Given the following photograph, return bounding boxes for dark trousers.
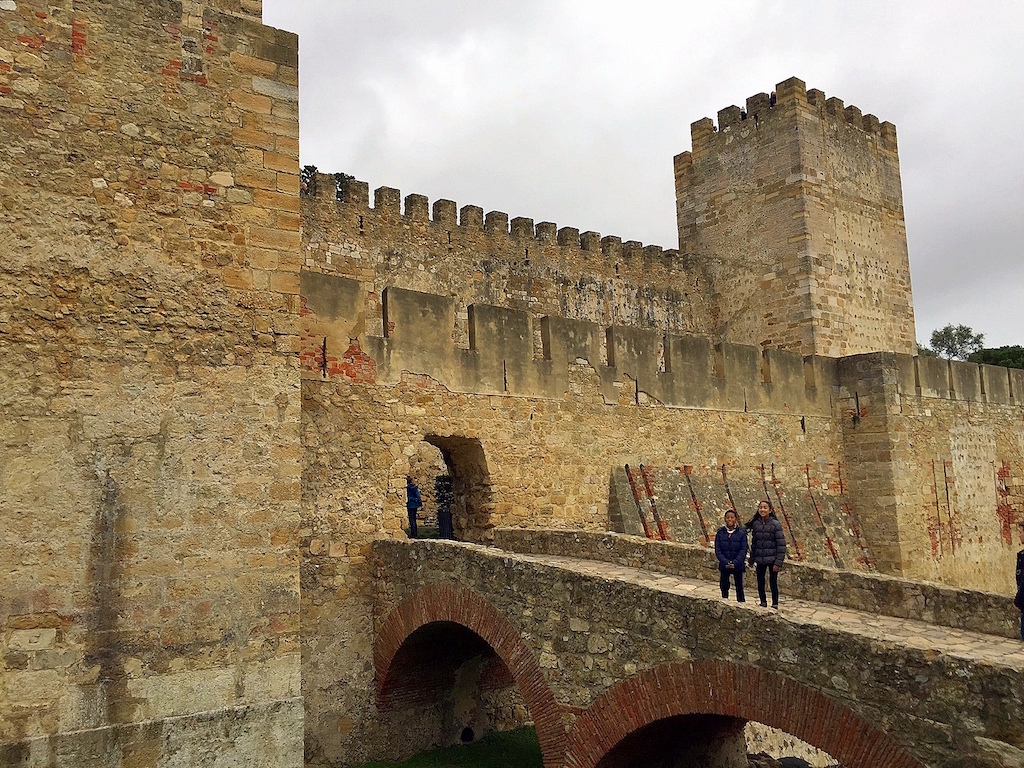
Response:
[719,569,745,602]
[407,507,418,538]
[1020,612,1023,641]
[756,563,779,606]
[438,509,453,539]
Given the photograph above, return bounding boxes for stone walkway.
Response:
[507,550,1024,670]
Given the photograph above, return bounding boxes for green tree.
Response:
[929,324,984,361]
[968,345,1024,369]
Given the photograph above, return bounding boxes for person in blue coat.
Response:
[715,509,747,602]
[405,476,422,538]
[747,499,787,609]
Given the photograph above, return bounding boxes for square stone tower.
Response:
[674,77,916,357]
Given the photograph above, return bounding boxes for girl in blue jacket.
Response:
[715,509,748,602]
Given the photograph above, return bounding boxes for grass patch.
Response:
[355,726,542,768]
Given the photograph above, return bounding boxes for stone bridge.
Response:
[370,532,1024,768]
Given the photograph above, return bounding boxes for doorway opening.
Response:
[406,435,493,543]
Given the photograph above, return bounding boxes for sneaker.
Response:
[771,604,779,610]
[759,601,768,608]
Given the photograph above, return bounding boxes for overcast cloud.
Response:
[264,1,1024,347]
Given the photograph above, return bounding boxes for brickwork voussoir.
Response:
[562,660,926,768]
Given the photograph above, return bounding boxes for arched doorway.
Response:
[374,584,563,767]
[419,435,493,543]
[377,621,529,749]
[406,441,449,538]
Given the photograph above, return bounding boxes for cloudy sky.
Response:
[263,1,1023,348]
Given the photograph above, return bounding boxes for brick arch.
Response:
[562,661,927,768]
[374,583,564,768]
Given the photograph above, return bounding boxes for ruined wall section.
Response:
[300,173,713,348]
[0,2,302,764]
[675,77,916,358]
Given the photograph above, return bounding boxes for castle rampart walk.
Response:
[372,537,1024,768]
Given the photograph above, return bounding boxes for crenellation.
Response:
[745,91,772,117]
[459,203,483,229]
[623,240,643,260]
[825,96,845,115]
[916,355,952,398]
[510,215,534,239]
[643,244,664,263]
[601,234,623,257]
[880,120,898,151]
[581,230,601,251]
[432,198,457,226]
[689,116,716,151]
[536,221,557,242]
[374,185,401,214]
[775,76,807,105]
[1010,368,1024,403]
[862,113,881,134]
[980,364,1011,403]
[300,274,837,414]
[949,359,982,402]
[404,192,429,220]
[341,175,369,206]
[718,104,743,129]
[485,210,509,233]
[557,226,580,246]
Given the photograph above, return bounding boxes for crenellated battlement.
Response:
[896,355,1024,405]
[677,77,897,171]
[302,171,681,266]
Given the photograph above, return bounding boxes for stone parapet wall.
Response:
[492,529,1022,639]
[300,271,837,415]
[372,539,1022,768]
[835,353,1024,591]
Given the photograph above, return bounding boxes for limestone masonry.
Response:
[1,2,1022,768]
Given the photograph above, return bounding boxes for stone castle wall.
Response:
[2,4,1023,766]
[848,354,1024,590]
[0,1,302,764]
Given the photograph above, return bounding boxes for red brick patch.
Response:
[561,661,926,768]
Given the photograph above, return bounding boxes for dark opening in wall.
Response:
[423,435,494,543]
[378,621,524,751]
